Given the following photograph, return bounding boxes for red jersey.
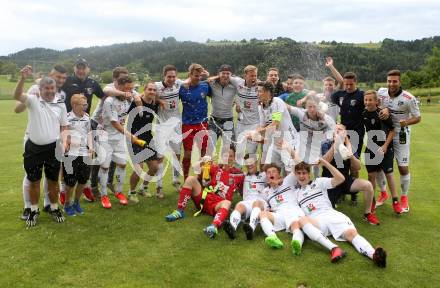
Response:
[208,164,244,201]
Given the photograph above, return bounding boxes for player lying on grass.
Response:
[165,146,244,239]
[222,154,267,240]
[259,163,347,261]
[294,161,387,267]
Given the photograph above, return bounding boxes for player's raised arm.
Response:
[325,57,344,89]
[13,65,33,103]
[319,158,345,187]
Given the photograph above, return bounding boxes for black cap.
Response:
[218,64,233,73]
[75,58,88,67]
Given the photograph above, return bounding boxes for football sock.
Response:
[43,177,50,207]
[302,223,337,251]
[98,168,109,196]
[177,187,192,210]
[400,173,410,196]
[249,206,261,231]
[157,162,164,188]
[213,207,229,228]
[115,166,126,193]
[230,210,242,230]
[377,171,387,192]
[292,228,304,246]
[260,217,276,237]
[352,234,375,259]
[23,175,31,209]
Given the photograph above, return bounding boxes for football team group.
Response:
[12,56,421,268]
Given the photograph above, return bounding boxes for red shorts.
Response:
[192,192,225,216]
[182,122,209,152]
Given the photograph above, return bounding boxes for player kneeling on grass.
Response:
[165,147,244,239]
[294,160,387,267]
[362,90,402,214]
[62,94,93,216]
[223,155,267,240]
[99,76,146,208]
[259,163,345,260]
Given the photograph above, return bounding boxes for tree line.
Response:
[1,36,440,87]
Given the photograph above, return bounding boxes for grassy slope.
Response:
[0,101,439,288]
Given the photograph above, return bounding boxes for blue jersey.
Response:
[179,82,211,124]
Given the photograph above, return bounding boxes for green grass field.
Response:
[0,100,440,287]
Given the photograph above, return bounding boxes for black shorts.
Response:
[23,140,61,182]
[327,176,356,207]
[62,156,91,187]
[208,117,235,140]
[365,146,394,174]
[129,135,158,163]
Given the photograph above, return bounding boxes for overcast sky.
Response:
[1,0,439,56]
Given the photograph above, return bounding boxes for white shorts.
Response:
[311,210,356,241]
[262,130,297,171]
[393,129,410,166]
[102,139,127,167]
[235,122,259,160]
[237,199,268,219]
[272,207,305,233]
[155,119,182,157]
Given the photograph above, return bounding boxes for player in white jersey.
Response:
[286,93,335,166]
[222,155,267,240]
[62,94,93,216]
[376,70,421,212]
[88,67,137,200]
[14,65,68,220]
[294,160,387,267]
[153,65,183,194]
[229,65,261,162]
[259,164,345,258]
[251,82,299,172]
[99,76,146,209]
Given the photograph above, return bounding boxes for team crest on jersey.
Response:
[398,100,404,106]
[339,97,344,106]
[86,88,93,95]
[350,99,357,106]
[371,118,376,125]
[307,203,317,213]
[228,177,234,186]
[201,92,206,98]
[275,194,285,203]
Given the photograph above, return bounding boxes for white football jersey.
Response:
[66,112,91,156]
[155,79,183,121]
[242,172,267,201]
[230,77,260,125]
[295,177,334,216]
[264,174,299,211]
[102,97,131,142]
[377,88,421,130]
